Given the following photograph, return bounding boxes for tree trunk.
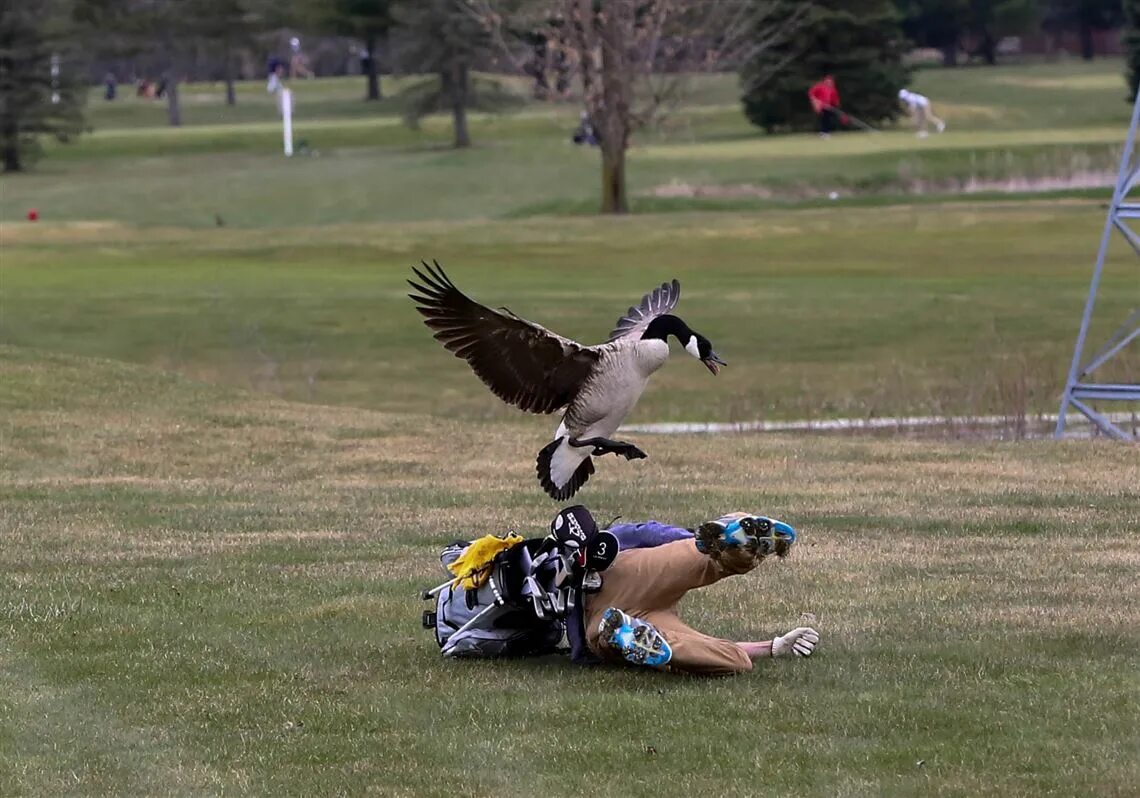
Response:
[1079,20,1095,61]
[2,138,20,172]
[1,111,18,170]
[224,43,236,106]
[364,33,381,101]
[941,43,957,67]
[166,75,181,126]
[449,63,470,148]
[162,29,182,126]
[597,7,631,214]
[600,144,628,214]
[979,32,997,66]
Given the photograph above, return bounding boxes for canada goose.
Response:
[408,261,725,500]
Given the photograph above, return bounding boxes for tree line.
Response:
[3,0,1139,214]
[901,0,1126,65]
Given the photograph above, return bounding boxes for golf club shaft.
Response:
[822,104,879,133]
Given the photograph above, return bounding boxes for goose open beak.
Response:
[702,352,726,375]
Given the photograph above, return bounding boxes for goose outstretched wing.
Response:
[606,279,681,342]
[408,261,599,414]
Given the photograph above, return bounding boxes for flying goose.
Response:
[408,261,725,500]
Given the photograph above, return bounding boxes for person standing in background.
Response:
[808,75,842,138]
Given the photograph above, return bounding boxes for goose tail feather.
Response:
[536,437,594,501]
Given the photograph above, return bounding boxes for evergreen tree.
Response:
[0,0,86,172]
[896,0,966,66]
[1125,0,1140,100]
[77,0,199,127]
[194,0,258,106]
[895,1,1038,66]
[1043,1,1125,61]
[301,0,393,101]
[965,0,1039,64]
[392,0,499,148]
[741,0,910,133]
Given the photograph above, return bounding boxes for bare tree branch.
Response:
[466,0,807,213]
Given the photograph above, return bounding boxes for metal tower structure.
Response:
[1055,94,1140,441]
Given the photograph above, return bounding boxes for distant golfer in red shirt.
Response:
[808,75,842,137]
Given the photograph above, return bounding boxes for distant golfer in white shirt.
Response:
[898,88,946,137]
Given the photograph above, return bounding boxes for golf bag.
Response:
[422,506,619,659]
[423,539,564,658]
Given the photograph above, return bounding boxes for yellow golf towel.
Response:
[447,533,524,590]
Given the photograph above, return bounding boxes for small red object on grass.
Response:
[27,208,39,222]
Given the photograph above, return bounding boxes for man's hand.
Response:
[771,627,819,658]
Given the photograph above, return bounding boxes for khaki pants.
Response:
[584,540,757,676]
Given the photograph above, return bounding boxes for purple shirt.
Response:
[607,520,694,550]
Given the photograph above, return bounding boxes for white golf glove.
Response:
[771,627,819,658]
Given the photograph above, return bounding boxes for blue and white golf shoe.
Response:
[694,514,797,558]
[598,607,672,668]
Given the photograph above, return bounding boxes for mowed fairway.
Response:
[2,202,1137,421]
[0,60,1132,226]
[2,57,1139,797]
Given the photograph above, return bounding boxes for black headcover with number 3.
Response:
[586,531,619,571]
[549,505,619,572]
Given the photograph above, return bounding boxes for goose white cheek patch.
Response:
[685,336,701,359]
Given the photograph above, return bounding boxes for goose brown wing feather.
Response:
[408,261,599,414]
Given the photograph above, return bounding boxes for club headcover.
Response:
[549,505,598,550]
[585,530,619,572]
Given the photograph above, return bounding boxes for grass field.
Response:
[0,60,1132,225]
[1,57,1138,797]
[2,202,1137,421]
[2,347,1138,796]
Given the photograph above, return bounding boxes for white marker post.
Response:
[50,53,60,104]
[281,87,294,157]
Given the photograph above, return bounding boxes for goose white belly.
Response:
[541,339,670,497]
[562,338,670,438]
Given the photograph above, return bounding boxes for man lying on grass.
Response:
[588,513,819,674]
[424,507,820,676]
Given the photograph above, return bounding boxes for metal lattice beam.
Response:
[1055,95,1140,441]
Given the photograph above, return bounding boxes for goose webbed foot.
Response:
[569,436,647,460]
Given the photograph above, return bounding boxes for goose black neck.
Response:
[642,314,691,342]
